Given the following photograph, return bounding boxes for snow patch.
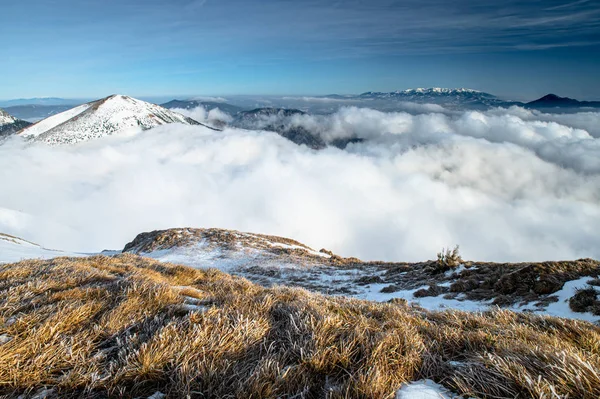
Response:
[396,379,461,399]
[358,283,490,312]
[520,277,598,322]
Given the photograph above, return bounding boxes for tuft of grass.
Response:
[413,284,447,298]
[0,255,599,398]
[570,287,600,315]
[588,278,600,287]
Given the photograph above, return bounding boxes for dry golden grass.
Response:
[1,255,599,398]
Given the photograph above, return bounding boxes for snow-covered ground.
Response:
[129,233,599,324]
[0,233,81,264]
[357,283,491,312]
[511,276,599,322]
[396,379,463,399]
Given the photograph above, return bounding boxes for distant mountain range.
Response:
[3,104,78,122]
[350,88,600,110]
[2,89,598,147]
[357,88,506,107]
[19,95,205,145]
[0,97,80,107]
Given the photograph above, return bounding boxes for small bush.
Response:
[436,245,463,272]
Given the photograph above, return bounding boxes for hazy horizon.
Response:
[1,89,596,106]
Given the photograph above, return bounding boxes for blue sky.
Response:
[2,0,599,100]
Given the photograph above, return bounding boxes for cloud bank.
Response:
[172,106,233,125]
[0,106,599,262]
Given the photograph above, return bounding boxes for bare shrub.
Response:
[436,245,463,273]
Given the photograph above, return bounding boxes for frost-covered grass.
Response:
[1,255,599,398]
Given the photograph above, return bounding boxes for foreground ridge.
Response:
[122,228,600,322]
[0,255,599,398]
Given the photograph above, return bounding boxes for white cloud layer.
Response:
[0,106,599,262]
[172,106,233,125]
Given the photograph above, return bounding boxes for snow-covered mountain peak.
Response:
[0,108,18,125]
[19,94,202,145]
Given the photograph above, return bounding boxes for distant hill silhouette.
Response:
[526,94,600,108]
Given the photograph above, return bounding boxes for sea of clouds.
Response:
[1,105,599,262]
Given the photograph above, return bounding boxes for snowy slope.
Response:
[19,103,91,138]
[0,108,31,137]
[19,95,201,145]
[0,233,80,264]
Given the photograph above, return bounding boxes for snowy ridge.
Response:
[19,95,201,145]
